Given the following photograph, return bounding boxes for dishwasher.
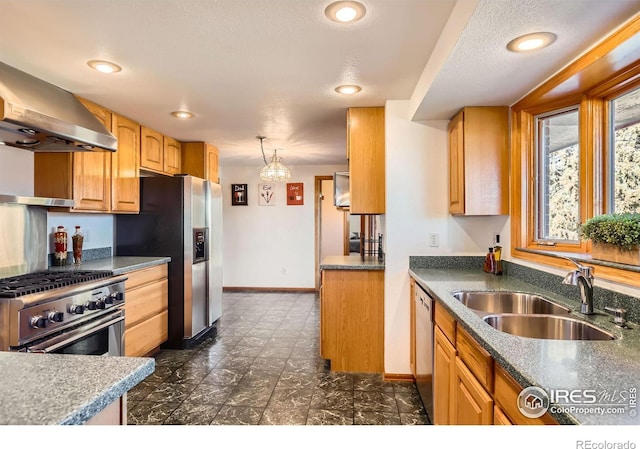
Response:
[414,283,434,422]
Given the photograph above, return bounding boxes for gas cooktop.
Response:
[0,270,114,298]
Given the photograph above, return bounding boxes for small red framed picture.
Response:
[287,183,303,205]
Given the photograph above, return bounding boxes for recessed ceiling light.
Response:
[87,60,122,73]
[335,85,362,95]
[507,32,557,52]
[171,110,194,119]
[325,1,366,23]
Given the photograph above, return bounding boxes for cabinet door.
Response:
[140,126,164,172]
[409,278,416,377]
[206,143,219,183]
[448,110,465,214]
[163,136,182,175]
[72,98,112,212]
[451,357,493,425]
[111,114,140,213]
[434,326,457,424]
[348,107,385,214]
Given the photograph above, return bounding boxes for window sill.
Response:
[514,247,640,288]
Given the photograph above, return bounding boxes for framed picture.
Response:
[259,183,275,206]
[231,184,248,206]
[287,182,303,205]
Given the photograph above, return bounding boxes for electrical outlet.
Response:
[429,233,439,247]
[282,266,286,275]
[494,233,501,245]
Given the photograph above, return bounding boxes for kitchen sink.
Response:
[451,291,572,315]
[483,314,616,341]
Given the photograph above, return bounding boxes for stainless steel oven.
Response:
[23,307,124,355]
[0,272,127,356]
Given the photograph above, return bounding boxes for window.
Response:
[609,87,640,214]
[535,108,581,242]
[510,15,640,286]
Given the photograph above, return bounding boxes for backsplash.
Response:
[409,256,640,324]
[48,247,112,267]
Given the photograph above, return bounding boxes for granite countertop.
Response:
[409,267,640,425]
[320,255,385,270]
[51,256,171,275]
[0,352,154,425]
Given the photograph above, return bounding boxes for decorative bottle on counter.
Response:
[54,226,68,266]
[483,247,495,274]
[72,226,84,265]
[493,245,503,275]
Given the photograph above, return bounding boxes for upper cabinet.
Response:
[347,107,385,214]
[448,106,509,216]
[111,113,141,213]
[181,142,220,183]
[140,127,182,176]
[163,136,182,175]
[34,98,140,213]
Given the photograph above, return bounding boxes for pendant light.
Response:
[258,136,291,182]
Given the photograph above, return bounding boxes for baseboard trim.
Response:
[223,286,317,293]
[383,373,415,382]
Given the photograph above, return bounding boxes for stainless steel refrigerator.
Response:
[115,175,222,349]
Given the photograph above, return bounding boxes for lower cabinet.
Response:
[123,264,169,357]
[320,269,384,372]
[431,299,558,425]
[433,326,456,424]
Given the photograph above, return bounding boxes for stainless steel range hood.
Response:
[0,194,74,208]
[0,61,117,152]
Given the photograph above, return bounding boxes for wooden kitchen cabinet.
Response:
[448,106,509,215]
[111,113,140,213]
[426,294,557,426]
[409,278,416,377]
[451,356,494,425]
[181,141,220,183]
[140,127,182,176]
[123,264,169,357]
[320,269,384,372]
[347,107,385,214]
[163,136,182,175]
[34,98,112,212]
[433,325,456,424]
[140,126,164,173]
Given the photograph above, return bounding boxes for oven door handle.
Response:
[26,311,124,354]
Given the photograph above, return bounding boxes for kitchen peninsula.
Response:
[0,352,153,425]
[320,255,385,373]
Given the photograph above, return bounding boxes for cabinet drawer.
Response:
[494,364,557,425]
[125,265,168,290]
[124,310,168,357]
[456,325,493,392]
[124,279,168,328]
[434,302,456,345]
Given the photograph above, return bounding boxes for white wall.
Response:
[383,100,510,375]
[0,146,34,196]
[220,164,347,289]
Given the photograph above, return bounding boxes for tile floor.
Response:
[127,291,430,425]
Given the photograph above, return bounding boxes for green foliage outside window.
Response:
[579,213,640,249]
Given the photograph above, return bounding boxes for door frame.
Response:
[314,175,334,291]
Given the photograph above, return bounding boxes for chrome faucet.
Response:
[561,257,595,315]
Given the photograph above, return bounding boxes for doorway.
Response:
[314,175,346,290]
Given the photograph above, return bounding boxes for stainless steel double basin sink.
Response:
[451,291,616,341]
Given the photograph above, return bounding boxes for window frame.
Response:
[510,15,640,287]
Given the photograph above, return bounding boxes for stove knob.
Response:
[30,316,47,329]
[110,292,124,302]
[85,300,97,311]
[47,311,64,323]
[104,295,115,305]
[96,299,106,310]
[69,304,85,315]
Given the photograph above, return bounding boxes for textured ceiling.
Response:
[0,0,639,168]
